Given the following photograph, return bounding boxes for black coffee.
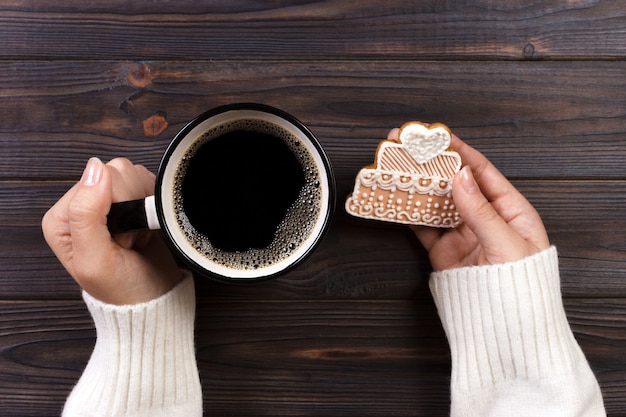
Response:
[182,130,305,252]
[172,119,323,271]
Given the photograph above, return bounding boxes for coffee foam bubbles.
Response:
[172,118,322,272]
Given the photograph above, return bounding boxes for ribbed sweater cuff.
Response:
[429,247,585,389]
[63,272,202,417]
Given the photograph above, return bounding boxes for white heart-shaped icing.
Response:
[399,124,451,164]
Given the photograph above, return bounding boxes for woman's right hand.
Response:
[386,128,551,271]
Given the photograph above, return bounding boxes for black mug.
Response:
[108,103,335,283]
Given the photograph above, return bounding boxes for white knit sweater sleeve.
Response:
[62,272,202,417]
[429,246,606,417]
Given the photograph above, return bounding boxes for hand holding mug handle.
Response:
[42,158,183,305]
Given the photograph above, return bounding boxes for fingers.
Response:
[449,134,550,250]
[66,158,120,280]
[452,166,537,263]
[386,126,550,265]
[448,134,518,210]
[43,158,117,279]
[42,158,157,276]
[388,127,538,226]
[41,157,182,305]
[387,128,399,140]
[389,127,513,207]
[42,183,80,276]
[106,158,156,203]
[105,158,156,249]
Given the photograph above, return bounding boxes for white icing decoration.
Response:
[344,168,462,228]
[358,169,452,196]
[399,124,451,164]
[345,122,462,228]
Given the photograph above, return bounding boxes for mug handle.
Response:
[107,195,161,234]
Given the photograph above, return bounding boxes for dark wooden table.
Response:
[1,1,625,416]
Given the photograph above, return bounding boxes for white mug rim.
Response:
[154,103,335,282]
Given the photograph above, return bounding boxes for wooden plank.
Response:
[0,60,625,180]
[1,193,431,302]
[0,298,622,416]
[0,301,93,416]
[2,1,624,416]
[195,299,450,416]
[564,298,626,416]
[0,1,624,60]
[2,180,625,300]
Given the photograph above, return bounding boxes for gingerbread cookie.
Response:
[345,122,462,228]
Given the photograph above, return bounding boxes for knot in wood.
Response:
[126,63,154,88]
[142,113,168,137]
[523,43,536,59]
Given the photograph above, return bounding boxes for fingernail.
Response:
[81,157,104,186]
[459,166,478,194]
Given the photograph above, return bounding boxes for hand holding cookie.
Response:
[385,128,552,271]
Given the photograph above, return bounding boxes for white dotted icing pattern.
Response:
[172,119,323,272]
[345,122,462,228]
[345,169,461,227]
[358,169,453,196]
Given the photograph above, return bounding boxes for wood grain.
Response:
[0,1,624,60]
[2,180,625,300]
[0,299,623,416]
[0,61,624,180]
[2,1,625,415]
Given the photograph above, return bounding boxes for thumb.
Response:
[452,166,528,264]
[68,158,118,274]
